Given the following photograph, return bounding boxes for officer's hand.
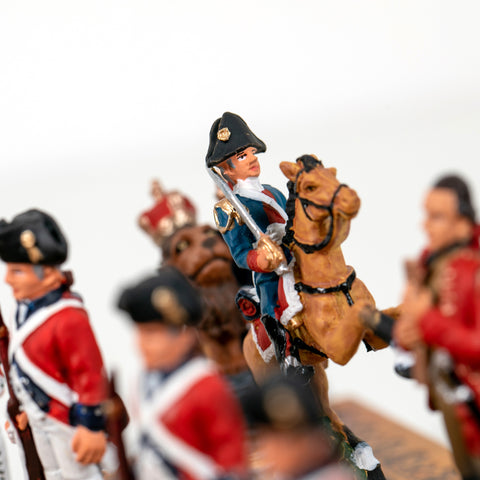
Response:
[71,425,107,465]
[15,411,28,431]
[256,235,286,272]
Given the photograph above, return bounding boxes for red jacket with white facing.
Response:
[10,287,107,429]
[418,244,480,454]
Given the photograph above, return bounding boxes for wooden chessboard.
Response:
[333,400,461,480]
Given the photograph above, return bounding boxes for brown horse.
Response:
[280,155,392,364]
[243,155,398,470]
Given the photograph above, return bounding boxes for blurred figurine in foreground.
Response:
[117,266,247,480]
[365,175,480,479]
[138,178,253,396]
[0,209,117,479]
[242,375,356,480]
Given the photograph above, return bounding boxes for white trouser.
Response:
[12,372,118,480]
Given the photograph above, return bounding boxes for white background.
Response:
[1,0,480,476]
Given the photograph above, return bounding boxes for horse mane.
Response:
[296,154,323,172]
[282,155,323,248]
[283,179,296,247]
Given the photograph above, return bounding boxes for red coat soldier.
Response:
[0,209,117,480]
[394,175,480,479]
[117,265,247,480]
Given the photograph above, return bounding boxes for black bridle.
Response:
[283,162,348,254]
[282,158,357,306]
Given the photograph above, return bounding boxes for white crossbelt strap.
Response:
[9,298,84,406]
[140,357,222,480]
[233,184,288,222]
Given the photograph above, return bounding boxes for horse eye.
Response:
[305,185,317,192]
[175,239,190,254]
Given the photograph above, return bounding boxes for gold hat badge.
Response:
[151,287,188,326]
[217,127,231,142]
[20,230,44,264]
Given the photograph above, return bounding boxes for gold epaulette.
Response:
[213,198,244,234]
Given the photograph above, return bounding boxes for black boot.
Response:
[261,315,314,384]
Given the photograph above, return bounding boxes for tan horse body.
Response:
[243,156,394,431]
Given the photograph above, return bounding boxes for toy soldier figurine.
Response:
[391,175,480,480]
[117,265,248,480]
[0,209,117,480]
[206,112,312,380]
[242,374,356,480]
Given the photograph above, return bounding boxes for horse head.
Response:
[280,155,360,253]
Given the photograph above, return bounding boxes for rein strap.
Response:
[294,270,356,306]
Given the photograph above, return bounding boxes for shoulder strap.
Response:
[141,358,221,479]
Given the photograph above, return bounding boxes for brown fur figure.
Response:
[161,224,251,383]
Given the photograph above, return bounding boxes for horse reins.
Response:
[295,269,356,306]
[283,162,357,305]
[284,164,348,254]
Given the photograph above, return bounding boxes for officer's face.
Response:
[5,263,57,301]
[423,188,472,251]
[221,147,260,182]
[136,323,197,370]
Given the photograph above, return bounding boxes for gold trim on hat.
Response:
[217,127,231,142]
[151,287,188,326]
[20,230,44,264]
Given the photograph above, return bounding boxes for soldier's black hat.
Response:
[241,374,324,431]
[0,209,68,265]
[205,112,266,168]
[117,266,203,327]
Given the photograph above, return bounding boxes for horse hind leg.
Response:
[306,359,386,479]
[306,359,345,435]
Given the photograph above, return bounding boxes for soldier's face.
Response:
[5,263,54,301]
[423,188,472,251]
[136,323,197,370]
[221,147,260,182]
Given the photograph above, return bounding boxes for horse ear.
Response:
[328,167,337,177]
[280,161,300,182]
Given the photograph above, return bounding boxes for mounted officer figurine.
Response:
[206,111,313,381]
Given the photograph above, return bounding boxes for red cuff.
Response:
[247,250,268,273]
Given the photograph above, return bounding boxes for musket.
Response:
[208,167,288,274]
[105,372,134,480]
[0,311,45,480]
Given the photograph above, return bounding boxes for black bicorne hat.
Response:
[0,209,68,265]
[205,112,266,168]
[117,265,203,327]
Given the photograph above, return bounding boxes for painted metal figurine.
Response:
[206,113,396,480]
[242,374,357,480]
[117,265,248,480]
[206,112,312,380]
[391,175,480,480]
[138,180,253,396]
[0,209,117,480]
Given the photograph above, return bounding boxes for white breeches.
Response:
[12,375,117,480]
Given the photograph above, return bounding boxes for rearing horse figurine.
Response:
[241,155,398,478]
[279,154,390,366]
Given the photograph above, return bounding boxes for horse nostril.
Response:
[202,237,217,249]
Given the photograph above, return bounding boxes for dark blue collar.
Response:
[16,286,66,327]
